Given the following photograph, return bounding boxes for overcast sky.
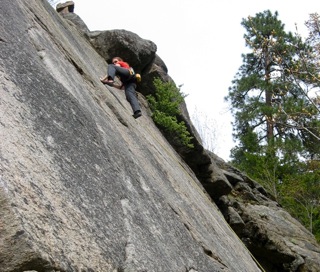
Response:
[55,0,319,161]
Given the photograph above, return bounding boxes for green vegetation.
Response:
[147,78,194,149]
[225,11,320,242]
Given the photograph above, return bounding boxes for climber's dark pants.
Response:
[124,82,140,113]
[107,64,140,114]
[107,64,130,82]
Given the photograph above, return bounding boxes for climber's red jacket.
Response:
[117,61,130,69]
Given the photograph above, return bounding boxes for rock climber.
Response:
[100,57,142,119]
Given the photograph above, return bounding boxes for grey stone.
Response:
[0,0,319,272]
[56,1,74,13]
[0,0,261,271]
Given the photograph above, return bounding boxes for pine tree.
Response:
[226,10,320,241]
[302,13,320,158]
[226,10,319,171]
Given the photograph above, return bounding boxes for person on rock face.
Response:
[100,57,142,119]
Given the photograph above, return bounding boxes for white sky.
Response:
[57,0,319,161]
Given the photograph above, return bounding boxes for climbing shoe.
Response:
[104,80,114,87]
[133,110,142,119]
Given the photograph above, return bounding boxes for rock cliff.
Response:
[0,1,319,272]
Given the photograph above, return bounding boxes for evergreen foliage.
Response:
[226,10,320,242]
[280,160,320,241]
[147,78,194,149]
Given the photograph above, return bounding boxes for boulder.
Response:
[56,1,74,13]
[89,29,157,73]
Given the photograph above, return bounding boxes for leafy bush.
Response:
[147,78,194,149]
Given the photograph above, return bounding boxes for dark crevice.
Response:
[69,57,84,75]
[202,246,228,269]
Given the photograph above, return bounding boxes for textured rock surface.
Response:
[0,1,319,272]
[0,0,260,271]
[213,154,320,272]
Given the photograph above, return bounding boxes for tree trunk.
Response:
[263,43,276,160]
[264,50,274,143]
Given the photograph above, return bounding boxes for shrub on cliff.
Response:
[147,78,194,149]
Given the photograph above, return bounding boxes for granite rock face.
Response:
[0,1,319,272]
